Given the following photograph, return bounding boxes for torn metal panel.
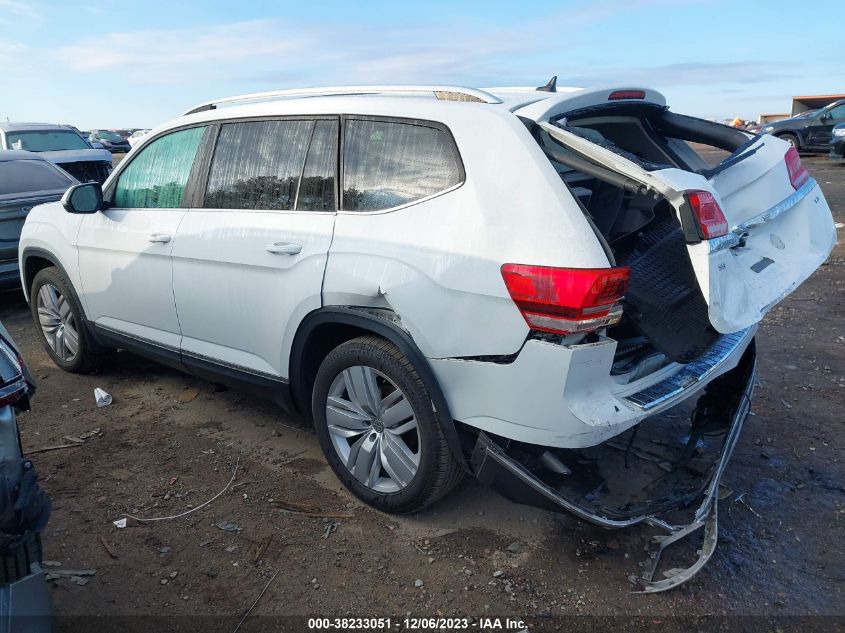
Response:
[471,341,756,591]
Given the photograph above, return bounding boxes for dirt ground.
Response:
[1,153,843,632]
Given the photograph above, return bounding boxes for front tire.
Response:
[311,335,462,513]
[30,267,101,374]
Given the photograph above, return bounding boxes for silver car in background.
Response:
[0,123,112,184]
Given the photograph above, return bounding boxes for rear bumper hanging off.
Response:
[471,340,757,592]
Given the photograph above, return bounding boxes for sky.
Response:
[1,0,843,129]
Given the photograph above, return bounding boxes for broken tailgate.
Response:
[539,122,837,333]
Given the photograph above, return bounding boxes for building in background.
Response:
[791,94,845,116]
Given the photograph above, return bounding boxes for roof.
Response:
[172,84,665,132]
[0,149,48,162]
[0,122,75,132]
[792,93,845,101]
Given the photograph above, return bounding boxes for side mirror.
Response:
[91,142,104,149]
[62,182,103,214]
[820,112,830,121]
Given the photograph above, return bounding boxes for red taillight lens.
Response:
[686,190,728,239]
[0,343,29,408]
[784,147,809,190]
[501,264,629,335]
[0,379,27,408]
[608,90,645,100]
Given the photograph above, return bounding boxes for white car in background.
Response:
[16,81,836,591]
[0,123,112,183]
[127,129,151,148]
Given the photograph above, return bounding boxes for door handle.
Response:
[266,242,302,255]
[148,233,172,244]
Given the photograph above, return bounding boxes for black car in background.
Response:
[830,123,845,163]
[760,99,845,151]
[88,130,131,153]
[0,151,77,289]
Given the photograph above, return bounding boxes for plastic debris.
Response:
[113,518,127,529]
[94,388,112,408]
[216,520,240,532]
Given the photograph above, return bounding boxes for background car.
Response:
[127,129,151,148]
[87,130,131,153]
[830,123,845,163]
[0,123,112,184]
[0,151,77,290]
[759,99,845,150]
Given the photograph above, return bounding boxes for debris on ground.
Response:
[251,535,273,565]
[322,522,339,540]
[27,442,84,455]
[275,500,353,519]
[94,388,112,408]
[178,388,200,403]
[100,536,119,559]
[117,458,240,526]
[414,579,424,588]
[231,570,279,633]
[216,521,241,533]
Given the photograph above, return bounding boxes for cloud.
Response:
[55,20,313,83]
[0,0,39,18]
[49,0,706,86]
[558,61,799,89]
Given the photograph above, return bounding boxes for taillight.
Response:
[0,343,29,408]
[686,190,728,239]
[608,90,645,100]
[501,264,629,335]
[785,147,809,190]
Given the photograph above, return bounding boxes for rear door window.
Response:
[204,120,313,210]
[0,160,73,195]
[342,119,462,211]
[114,126,206,208]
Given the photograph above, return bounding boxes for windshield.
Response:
[96,131,126,141]
[6,129,90,152]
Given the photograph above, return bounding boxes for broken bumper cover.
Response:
[471,340,756,592]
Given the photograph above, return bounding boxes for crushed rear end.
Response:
[468,88,836,591]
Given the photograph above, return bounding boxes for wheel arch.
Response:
[773,129,802,147]
[20,247,75,306]
[290,307,469,471]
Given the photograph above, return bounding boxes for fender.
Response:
[19,247,78,306]
[290,307,469,471]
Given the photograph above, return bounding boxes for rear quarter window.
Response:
[342,119,462,211]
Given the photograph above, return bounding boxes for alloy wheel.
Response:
[325,365,420,493]
[36,284,79,362]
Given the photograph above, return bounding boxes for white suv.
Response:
[18,82,835,587]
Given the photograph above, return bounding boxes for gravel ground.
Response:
[1,153,842,632]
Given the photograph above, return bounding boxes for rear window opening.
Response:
[532,108,739,370]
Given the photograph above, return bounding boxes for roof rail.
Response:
[182,85,503,115]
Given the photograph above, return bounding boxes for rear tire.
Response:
[780,133,800,150]
[311,335,462,514]
[30,267,101,374]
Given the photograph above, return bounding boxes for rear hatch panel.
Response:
[539,122,837,334]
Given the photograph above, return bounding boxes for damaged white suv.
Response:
[19,81,835,590]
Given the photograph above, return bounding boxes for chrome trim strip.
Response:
[94,324,287,383]
[707,232,741,253]
[623,327,752,411]
[708,177,817,254]
[735,177,816,233]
